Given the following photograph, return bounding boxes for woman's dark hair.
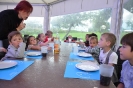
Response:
[25,36,34,50]
[121,32,133,51]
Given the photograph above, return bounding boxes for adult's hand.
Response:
[16,21,26,31]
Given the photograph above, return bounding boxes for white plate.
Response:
[77,52,92,57]
[0,61,17,69]
[26,52,41,56]
[78,47,85,50]
[76,62,99,71]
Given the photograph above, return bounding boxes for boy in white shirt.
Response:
[98,33,118,82]
[2,31,26,60]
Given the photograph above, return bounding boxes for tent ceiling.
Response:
[0,0,66,5]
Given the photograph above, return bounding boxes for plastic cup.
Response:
[73,46,78,55]
[41,46,48,57]
[49,42,54,49]
[100,64,114,86]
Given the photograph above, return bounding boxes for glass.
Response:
[100,64,114,86]
[41,46,48,57]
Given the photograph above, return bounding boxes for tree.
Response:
[88,8,111,33]
[51,13,90,40]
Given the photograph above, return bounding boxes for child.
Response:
[37,33,51,46]
[2,31,26,60]
[98,33,118,82]
[44,30,53,43]
[98,33,118,65]
[85,36,100,60]
[26,36,40,50]
[117,32,133,88]
[64,35,75,43]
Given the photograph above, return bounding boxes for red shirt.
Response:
[44,36,48,43]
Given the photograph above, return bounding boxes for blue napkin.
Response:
[0,60,34,80]
[69,52,94,61]
[25,50,42,59]
[64,61,100,80]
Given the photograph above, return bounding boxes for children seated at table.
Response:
[117,32,133,88]
[98,33,118,83]
[26,35,51,51]
[64,35,75,43]
[2,31,26,60]
[85,36,100,60]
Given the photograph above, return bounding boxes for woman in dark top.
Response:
[0,0,33,59]
[0,0,33,48]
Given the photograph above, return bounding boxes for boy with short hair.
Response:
[85,36,100,60]
[117,32,133,88]
[2,31,26,60]
[98,33,118,82]
[98,33,118,65]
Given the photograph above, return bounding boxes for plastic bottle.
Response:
[54,33,60,54]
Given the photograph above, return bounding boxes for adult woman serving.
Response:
[0,0,33,58]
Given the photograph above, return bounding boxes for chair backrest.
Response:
[116,46,126,79]
[23,35,29,43]
[72,37,77,41]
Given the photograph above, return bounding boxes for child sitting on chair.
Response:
[37,33,51,46]
[98,33,118,83]
[85,36,100,60]
[64,35,75,43]
[117,32,133,88]
[26,36,41,50]
[2,31,26,60]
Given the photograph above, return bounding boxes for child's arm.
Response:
[117,83,124,88]
[86,47,99,55]
[30,45,41,50]
[39,41,50,46]
[0,47,7,52]
[15,42,26,58]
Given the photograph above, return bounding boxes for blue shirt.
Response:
[120,60,133,88]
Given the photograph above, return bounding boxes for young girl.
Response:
[26,36,40,50]
[36,33,51,46]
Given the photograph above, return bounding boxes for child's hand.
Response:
[0,47,7,52]
[47,47,52,50]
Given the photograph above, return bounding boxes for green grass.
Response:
[53,32,102,41]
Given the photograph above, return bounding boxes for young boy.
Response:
[117,32,133,88]
[98,33,118,82]
[85,36,100,60]
[98,33,118,65]
[2,31,26,60]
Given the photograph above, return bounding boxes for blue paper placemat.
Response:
[25,51,42,59]
[69,52,94,61]
[0,60,34,80]
[64,61,100,80]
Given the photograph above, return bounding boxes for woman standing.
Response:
[0,0,33,58]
